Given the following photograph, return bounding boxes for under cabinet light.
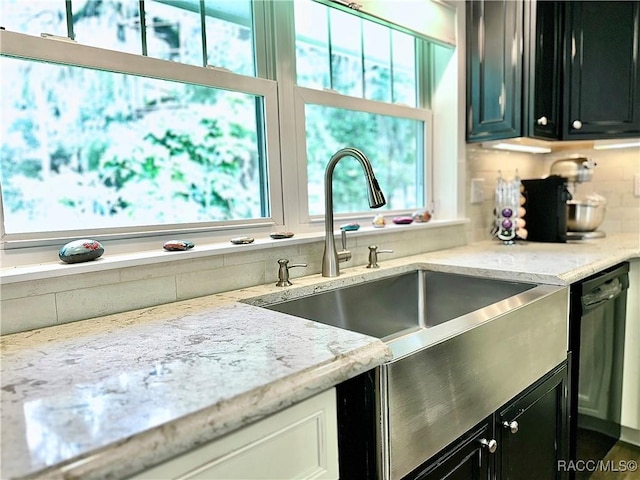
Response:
[593,140,640,150]
[486,143,552,154]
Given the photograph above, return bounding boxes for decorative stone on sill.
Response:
[230,236,255,245]
[340,223,360,232]
[59,239,104,264]
[393,216,414,225]
[270,231,294,239]
[412,210,432,223]
[372,214,386,228]
[163,240,195,251]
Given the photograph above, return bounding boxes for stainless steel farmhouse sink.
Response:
[247,268,569,479]
[262,270,536,340]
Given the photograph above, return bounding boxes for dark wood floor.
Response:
[589,441,640,480]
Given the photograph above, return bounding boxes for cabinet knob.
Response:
[536,116,548,126]
[572,120,583,130]
[503,420,519,434]
[479,438,498,453]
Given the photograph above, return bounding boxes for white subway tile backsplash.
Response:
[1,294,57,335]
[223,245,300,266]
[593,167,626,181]
[119,255,224,282]
[622,221,640,233]
[176,262,266,300]
[1,270,121,300]
[55,276,177,325]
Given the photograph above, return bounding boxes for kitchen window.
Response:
[293,0,432,219]
[0,1,280,244]
[0,0,454,253]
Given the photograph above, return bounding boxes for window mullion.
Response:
[327,7,334,90]
[270,0,300,229]
[416,39,431,109]
[390,30,395,103]
[65,0,74,40]
[199,0,207,67]
[251,0,272,79]
[360,18,366,99]
[139,0,148,56]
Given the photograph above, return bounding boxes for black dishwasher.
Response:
[569,262,629,479]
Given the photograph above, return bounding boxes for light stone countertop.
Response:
[406,232,640,286]
[1,232,638,480]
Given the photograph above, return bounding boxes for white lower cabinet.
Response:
[132,389,338,480]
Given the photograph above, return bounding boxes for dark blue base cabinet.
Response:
[405,363,569,480]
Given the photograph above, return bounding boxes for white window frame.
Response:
[283,0,436,231]
[293,86,434,226]
[0,30,284,249]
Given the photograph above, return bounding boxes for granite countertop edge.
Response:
[19,341,390,480]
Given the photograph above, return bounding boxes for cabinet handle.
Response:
[503,420,519,434]
[479,438,498,453]
[572,120,583,130]
[536,116,548,126]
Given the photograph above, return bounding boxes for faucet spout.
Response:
[322,147,386,277]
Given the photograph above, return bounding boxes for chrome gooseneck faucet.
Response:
[322,147,386,277]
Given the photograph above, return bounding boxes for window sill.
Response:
[0,219,468,284]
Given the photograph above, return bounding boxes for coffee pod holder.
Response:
[493,171,520,245]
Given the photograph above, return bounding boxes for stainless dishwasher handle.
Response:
[582,278,622,309]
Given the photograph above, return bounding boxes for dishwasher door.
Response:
[579,275,625,423]
[570,262,629,474]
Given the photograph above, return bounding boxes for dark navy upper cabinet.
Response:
[468,1,640,142]
[466,0,524,142]
[529,0,563,139]
[560,1,640,139]
[531,1,640,140]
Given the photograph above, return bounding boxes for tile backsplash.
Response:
[1,223,467,335]
[466,145,640,242]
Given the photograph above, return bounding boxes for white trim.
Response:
[296,86,431,121]
[0,31,273,95]
[272,0,305,233]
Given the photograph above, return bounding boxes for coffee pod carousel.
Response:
[493,172,527,244]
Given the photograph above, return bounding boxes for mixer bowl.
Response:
[567,200,605,232]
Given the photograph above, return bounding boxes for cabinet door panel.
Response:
[466,0,523,142]
[498,364,568,480]
[131,389,339,480]
[530,0,563,139]
[564,1,640,139]
[405,417,493,480]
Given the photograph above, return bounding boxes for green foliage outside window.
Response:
[0,57,264,233]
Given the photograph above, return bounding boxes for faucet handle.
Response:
[340,228,348,250]
[366,245,393,269]
[335,228,352,263]
[276,259,307,287]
